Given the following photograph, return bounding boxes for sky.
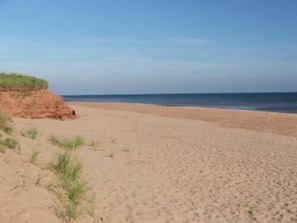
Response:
[0,0,297,95]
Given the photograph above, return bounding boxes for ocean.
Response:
[63,92,297,114]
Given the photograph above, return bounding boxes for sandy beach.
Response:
[1,103,297,223]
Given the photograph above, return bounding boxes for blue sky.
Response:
[0,0,297,94]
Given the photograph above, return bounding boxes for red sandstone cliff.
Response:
[0,89,76,120]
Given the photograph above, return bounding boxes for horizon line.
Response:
[60,91,297,96]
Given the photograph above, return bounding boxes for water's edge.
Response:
[62,93,297,114]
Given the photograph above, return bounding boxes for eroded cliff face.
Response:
[0,89,76,120]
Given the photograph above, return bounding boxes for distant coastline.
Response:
[63,92,297,114]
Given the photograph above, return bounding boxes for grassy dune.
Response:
[0,72,48,91]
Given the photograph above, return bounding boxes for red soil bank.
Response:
[0,89,76,120]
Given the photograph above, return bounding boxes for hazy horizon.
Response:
[1,0,297,95]
[61,91,297,96]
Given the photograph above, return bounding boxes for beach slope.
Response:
[2,103,297,222]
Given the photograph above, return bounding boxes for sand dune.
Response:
[1,103,297,222]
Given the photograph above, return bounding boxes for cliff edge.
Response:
[0,73,76,120]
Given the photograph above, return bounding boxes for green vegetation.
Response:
[29,150,40,163]
[0,137,18,153]
[0,144,6,153]
[0,107,94,220]
[0,112,13,134]
[0,72,48,91]
[51,151,82,179]
[0,136,18,148]
[49,135,84,150]
[0,112,17,153]
[49,151,87,221]
[0,137,18,149]
[21,127,38,139]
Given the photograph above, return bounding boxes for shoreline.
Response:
[63,92,297,114]
[68,102,297,138]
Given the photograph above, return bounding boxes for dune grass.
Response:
[49,151,86,221]
[51,151,82,180]
[0,72,48,91]
[49,135,84,150]
[0,136,18,153]
[0,144,6,153]
[0,112,13,134]
[0,137,18,149]
[29,150,40,163]
[0,112,17,153]
[21,127,38,139]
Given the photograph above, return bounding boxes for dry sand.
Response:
[1,103,297,223]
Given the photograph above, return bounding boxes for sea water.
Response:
[63,92,297,114]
